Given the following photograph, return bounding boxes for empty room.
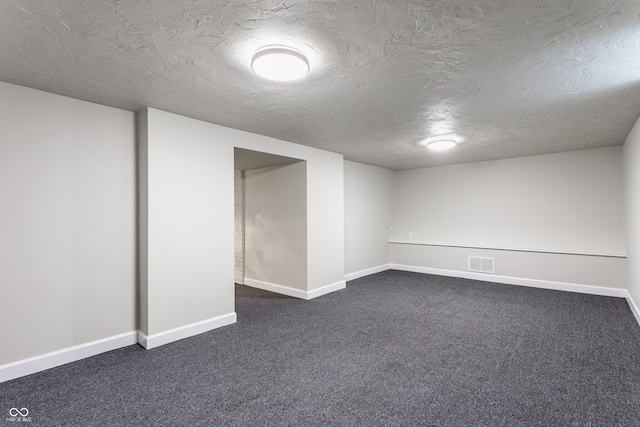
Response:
[2,1,640,425]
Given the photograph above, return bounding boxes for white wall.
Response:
[139,108,344,342]
[1,87,346,369]
[229,128,345,293]
[305,151,345,291]
[0,82,136,365]
[624,116,640,307]
[245,162,307,290]
[138,109,149,336]
[390,244,626,289]
[344,161,394,278]
[394,147,624,253]
[234,170,245,284]
[140,108,235,336]
[1,79,634,373]
[392,147,626,289]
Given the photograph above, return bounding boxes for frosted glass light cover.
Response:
[251,46,310,82]
[426,140,457,151]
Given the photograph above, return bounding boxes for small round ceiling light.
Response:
[426,139,457,151]
[251,46,310,82]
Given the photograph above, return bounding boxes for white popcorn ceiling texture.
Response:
[1,0,640,170]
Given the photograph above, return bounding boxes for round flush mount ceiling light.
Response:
[426,139,457,151]
[251,46,310,82]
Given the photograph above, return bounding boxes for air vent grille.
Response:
[469,256,495,274]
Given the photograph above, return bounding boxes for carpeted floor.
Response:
[2,270,640,426]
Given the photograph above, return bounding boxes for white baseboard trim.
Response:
[138,312,237,350]
[244,278,346,300]
[626,294,640,327]
[0,331,137,383]
[307,280,347,300]
[345,264,391,282]
[389,264,628,298]
[244,278,308,299]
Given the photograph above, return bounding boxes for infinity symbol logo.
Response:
[9,408,28,417]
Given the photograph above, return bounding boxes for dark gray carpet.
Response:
[2,270,640,426]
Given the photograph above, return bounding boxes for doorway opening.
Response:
[234,148,307,306]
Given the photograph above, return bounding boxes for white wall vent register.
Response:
[468,256,495,274]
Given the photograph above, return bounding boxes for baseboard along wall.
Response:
[346,263,627,298]
[344,264,391,282]
[4,266,637,384]
[346,263,640,329]
[0,331,138,384]
[627,294,640,327]
[2,278,347,383]
[0,313,239,383]
[389,263,628,298]
[243,278,346,300]
[138,312,237,350]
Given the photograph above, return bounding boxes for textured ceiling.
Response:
[1,0,640,170]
